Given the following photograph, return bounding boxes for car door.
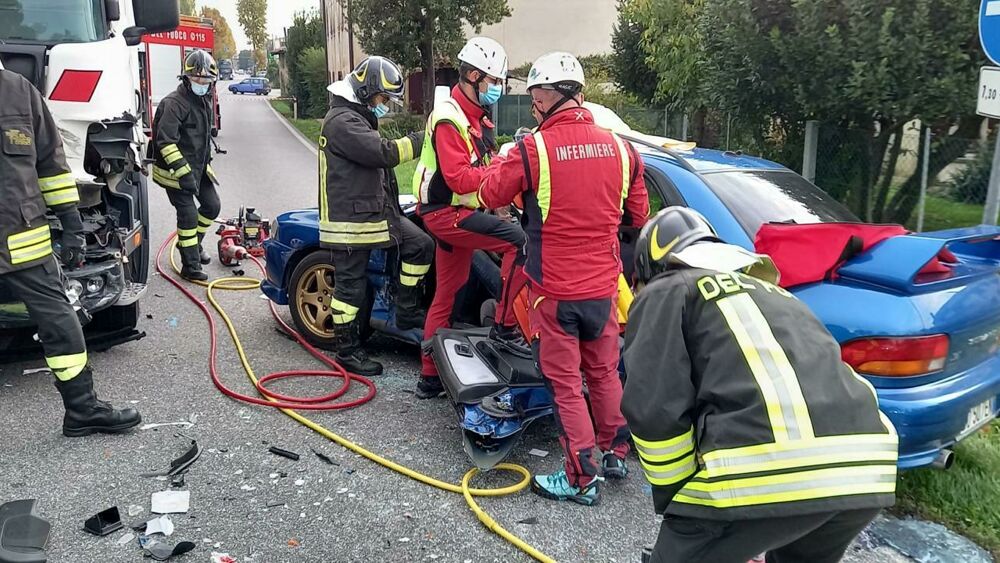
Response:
[619,166,687,281]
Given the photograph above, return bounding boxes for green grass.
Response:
[895,422,1000,558]
[269,99,419,186]
[910,194,986,232]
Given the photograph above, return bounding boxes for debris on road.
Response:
[211,553,238,563]
[266,500,286,508]
[21,368,49,377]
[240,485,256,491]
[287,538,300,547]
[140,422,195,431]
[127,505,144,517]
[142,537,196,561]
[268,446,300,461]
[294,479,305,487]
[311,448,339,465]
[517,517,539,525]
[83,506,124,536]
[151,491,190,514]
[143,515,175,537]
[142,440,202,478]
[116,532,136,546]
[528,449,549,458]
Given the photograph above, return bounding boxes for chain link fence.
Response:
[496,96,992,232]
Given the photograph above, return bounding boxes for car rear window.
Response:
[701,170,859,237]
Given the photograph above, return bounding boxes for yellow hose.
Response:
[168,242,555,562]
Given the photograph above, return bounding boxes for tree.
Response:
[285,11,326,117]
[237,0,269,65]
[610,0,659,105]
[200,7,236,61]
[179,0,197,16]
[298,47,330,118]
[237,49,253,71]
[349,0,511,115]
[624,0,985,223]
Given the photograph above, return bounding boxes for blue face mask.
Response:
[372,103,389,119]
[478,83,503,107]
[191,82,211,96]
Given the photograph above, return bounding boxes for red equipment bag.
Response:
[754,222,954,288]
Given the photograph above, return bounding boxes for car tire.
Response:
[287,251,372,351]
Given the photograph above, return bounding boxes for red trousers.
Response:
[421,207,527,377]
[529,290,630,486]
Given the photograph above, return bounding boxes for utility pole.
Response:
[347,0,355,69]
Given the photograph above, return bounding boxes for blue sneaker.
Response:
[530,469,601,506]
[601,451,628,480]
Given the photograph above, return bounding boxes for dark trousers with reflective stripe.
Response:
[0,257,87,380]
[421,207,527,377]
[529,292,629,486]
[650,508,880,563]
[331,217,433,325]
[165,176,221,260]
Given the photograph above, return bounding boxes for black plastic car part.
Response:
[83,506,123,537]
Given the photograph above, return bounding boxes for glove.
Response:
[456,192,481,209]
[180,175,199,195]
[56,210,86,269]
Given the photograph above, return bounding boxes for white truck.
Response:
[0,0,178,352]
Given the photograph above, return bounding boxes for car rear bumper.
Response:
[878,353,1000,469]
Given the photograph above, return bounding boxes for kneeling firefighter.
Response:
[623,207,899,563]
[0,59,141,436]
[319,56,432,376]
[151,50,222,282]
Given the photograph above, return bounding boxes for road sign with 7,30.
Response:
[978,67,1000,119]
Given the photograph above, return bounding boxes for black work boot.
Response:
[335,320,383,376]
[179,245,208,282]
[54,367,142,437]
[198,245,212,265]
[490,323,532,359]
[395,284,426,331]
[415,376,446,399]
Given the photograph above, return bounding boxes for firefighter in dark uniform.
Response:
[319,56,432,376]
[623,207,899,563]
[151,50,221,282]
[0,59,141,436]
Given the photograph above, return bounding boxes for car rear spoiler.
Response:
[838,225,1000,292]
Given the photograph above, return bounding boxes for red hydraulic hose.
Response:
[155,233,377,410]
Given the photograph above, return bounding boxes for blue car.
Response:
[228,77,271,96]
[262,144,1000,470]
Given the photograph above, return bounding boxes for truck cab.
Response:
[0,0,177,352]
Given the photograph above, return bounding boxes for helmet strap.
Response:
[538,92,580,123]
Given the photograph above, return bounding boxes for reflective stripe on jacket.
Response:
[318,95,422,249]
[150,82,215,191]
[0,70,78,273]
[478,107,649,300]
[622,266,898,520]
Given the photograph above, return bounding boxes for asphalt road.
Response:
[0,88,913,563]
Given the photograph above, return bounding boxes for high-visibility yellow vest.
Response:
[412,98,481,206]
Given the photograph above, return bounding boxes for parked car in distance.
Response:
[228,77,270,95]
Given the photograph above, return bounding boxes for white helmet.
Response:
[458,37,508,80]
[527,52,585,91]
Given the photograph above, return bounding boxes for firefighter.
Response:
[319,56,432,376]
[151,49,221,282]
[623,207,898,563]
[413,36,529,399]
[476,52,649,504]
[0,59,141,436]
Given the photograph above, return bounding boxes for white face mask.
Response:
[191,82,211,96]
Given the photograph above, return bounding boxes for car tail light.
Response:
[841,335,949,377]
[49,70,102,102]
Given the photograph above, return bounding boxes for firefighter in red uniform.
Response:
[476,52,650,505]
[412,37,528,399]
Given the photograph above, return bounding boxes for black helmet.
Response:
[184,50,219,81]
[348,56,404,103]
[635,206,721,284]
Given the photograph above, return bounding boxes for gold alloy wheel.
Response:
[295,262,337,339]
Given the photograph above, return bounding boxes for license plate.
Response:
[958,398,997,440]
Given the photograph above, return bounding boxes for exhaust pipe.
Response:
[931,448,955,470]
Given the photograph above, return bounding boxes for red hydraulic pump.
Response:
[216,206,271,266]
